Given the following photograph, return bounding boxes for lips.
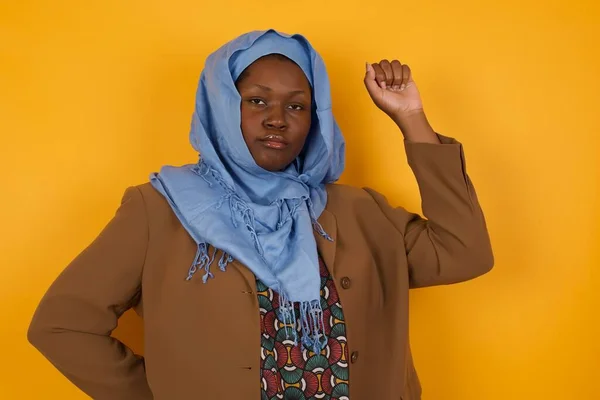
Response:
[259,134,289,150]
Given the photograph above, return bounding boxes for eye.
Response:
[248,98,266,106]
[288,104,304,111]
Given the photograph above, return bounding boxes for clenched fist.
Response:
[364,60,423,119]
[364,60,438,143]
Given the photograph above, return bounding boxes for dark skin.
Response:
[236,55,312,172]
[236,55,438,172]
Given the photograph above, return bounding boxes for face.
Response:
[236,55,312,172]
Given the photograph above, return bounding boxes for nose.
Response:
[263,105,287,131]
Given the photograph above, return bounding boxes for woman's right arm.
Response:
[28,187,153,400]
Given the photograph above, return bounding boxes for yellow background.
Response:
[1,1,598,399]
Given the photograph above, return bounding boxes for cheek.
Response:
[240,111,261,144]
[293,116,312,146]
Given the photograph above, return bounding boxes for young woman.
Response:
[28,29,493,400]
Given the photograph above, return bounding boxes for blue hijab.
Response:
[149,30,345,351]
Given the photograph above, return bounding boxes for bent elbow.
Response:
[462,241,494,280]
[27,316,50,352]
[472,253,494,278]
[27,308,59,356]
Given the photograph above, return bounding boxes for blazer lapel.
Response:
[315,208,338,277]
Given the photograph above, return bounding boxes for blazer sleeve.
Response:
[27,187,153,399]
[365,135,494,288]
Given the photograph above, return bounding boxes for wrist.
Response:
[391,110,439,143]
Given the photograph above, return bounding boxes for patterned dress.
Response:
[258,256,350,400]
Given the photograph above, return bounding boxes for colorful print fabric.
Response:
[258,256,350,400]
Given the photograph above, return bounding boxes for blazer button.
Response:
[340,276,351,289]
[350,351,359,363]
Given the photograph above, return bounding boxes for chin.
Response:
[260,163,287,172]
[255,155,294,172]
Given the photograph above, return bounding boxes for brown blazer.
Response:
[28,135,493,400]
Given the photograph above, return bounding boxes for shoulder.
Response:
[326,183,370,201]
[134,182,169,208]
[126,183,177,226]
[325,183,411,220]
[325,183,383,214]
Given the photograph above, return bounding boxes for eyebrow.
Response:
[252,84,306,95]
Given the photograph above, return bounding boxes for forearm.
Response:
[28,187,153,399]
[404,135,494,286]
